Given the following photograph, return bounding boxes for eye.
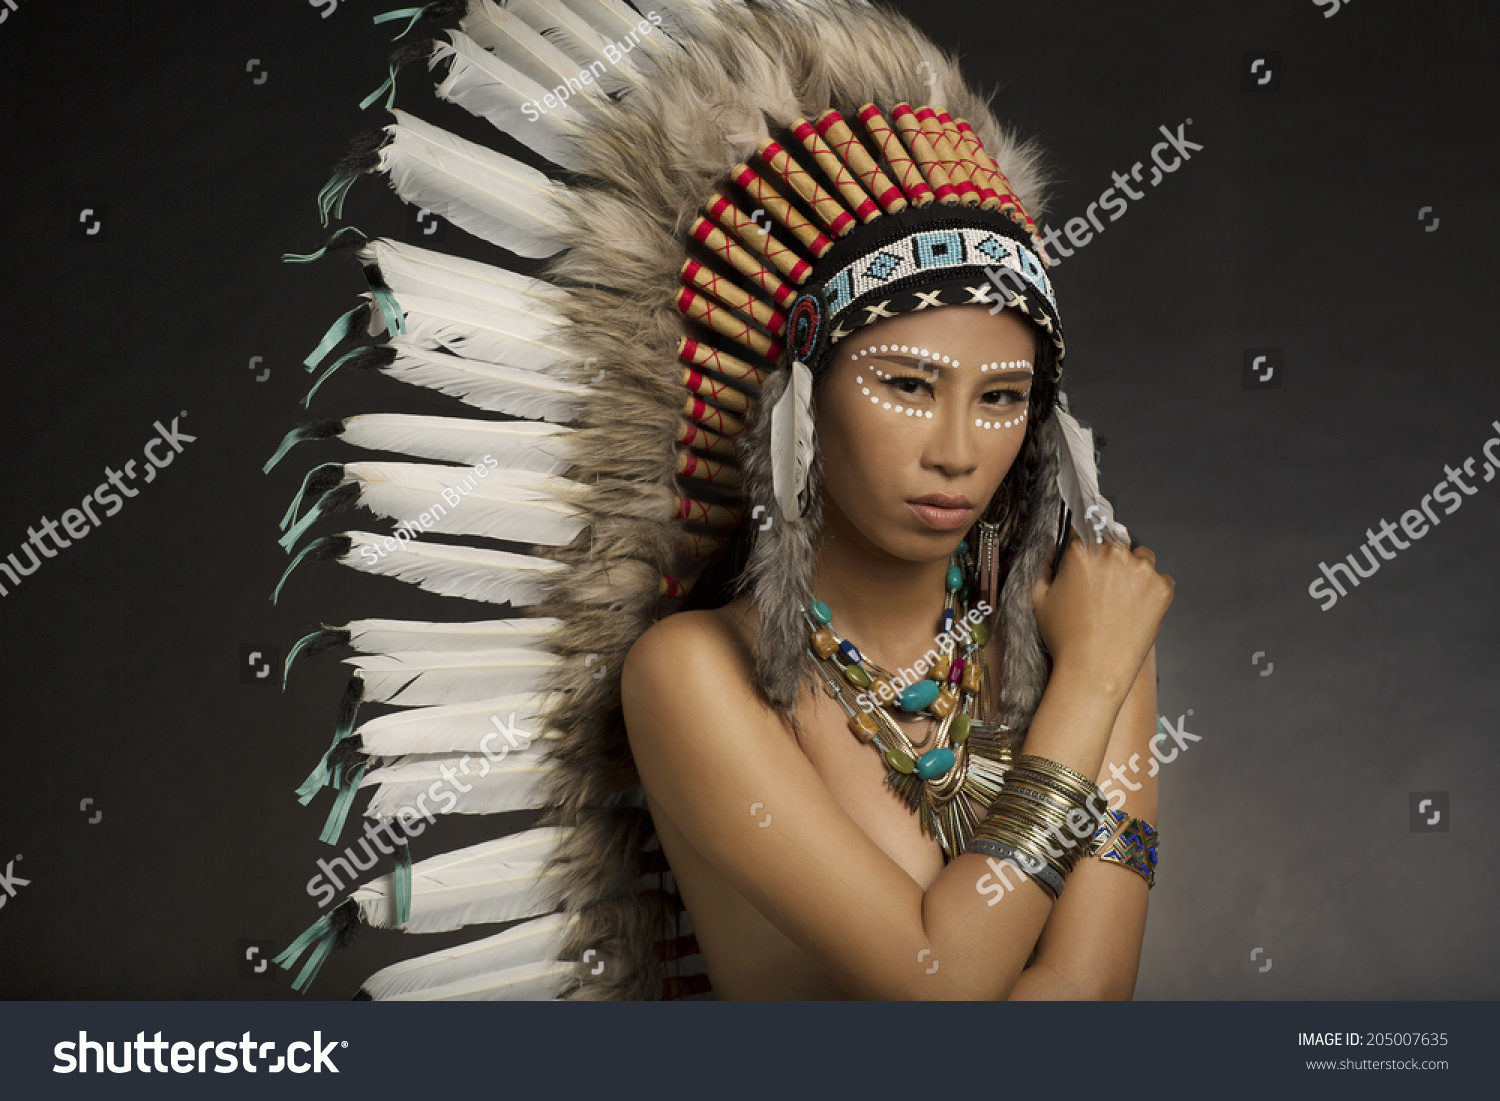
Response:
[882,373,936,397]
[982,386,1029,406]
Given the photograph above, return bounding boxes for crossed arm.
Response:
[622,614,1157,1000]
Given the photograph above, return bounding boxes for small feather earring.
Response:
[770,359,816,521]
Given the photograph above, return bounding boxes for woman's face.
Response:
[814,304,1037,562]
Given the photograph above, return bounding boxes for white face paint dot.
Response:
[984,421,992,429]
[894,404,902,412]
[882,402,891,409]
[870,396,878,403]
[941,355,950,364]
[880,345,889,352]
[861,387,870,395]
[924,411,933,419]
[975,418,983,427]
[899,345,908,352]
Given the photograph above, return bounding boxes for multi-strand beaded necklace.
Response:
[802,540,1014,860]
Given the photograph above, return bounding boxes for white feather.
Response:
[345,618,563,655]
[357,237,567,325]
[431,30,590,170]
[346,647,561,705]
[562,0,670,55]
[359,912,578,1000]
[377,109,566,259]
[337,414,574,475]
[352,826,568,933]
[769,359,815,521]
[340,461,586,547]
[362,291,567,371]
[339,531,567,606]
[459,0,604,95]
[360,753,554,814]
[507,0,643,91]
[1054,407,1130,547]
[383,340,590,422]
[355,694,561,756]
[372,959,574,1001]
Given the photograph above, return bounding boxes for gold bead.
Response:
[929,685,959,719]
[847,712,879,743]
[810,627,838,659]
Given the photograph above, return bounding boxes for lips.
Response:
[907,494,974,531]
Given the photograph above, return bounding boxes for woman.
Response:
[625,300,1172,1000]
[271,0,1171,1001]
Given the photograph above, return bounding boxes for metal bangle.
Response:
[1014,754,1100,795]
[965,836,1065,899]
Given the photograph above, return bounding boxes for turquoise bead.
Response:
[899,679,940,711]
[809,600,831,625]
[916,747,955,780]
[957,540,968,555]
[946,564,963,592]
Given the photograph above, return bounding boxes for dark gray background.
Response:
[0,0,1495,998]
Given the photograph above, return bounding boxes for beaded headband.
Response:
[673,102,1064,403]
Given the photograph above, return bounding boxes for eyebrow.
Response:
[874,353,1034,381]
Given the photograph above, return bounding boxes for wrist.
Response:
[1045,660,1131,708]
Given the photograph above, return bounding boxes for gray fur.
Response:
[505,0,1060,998]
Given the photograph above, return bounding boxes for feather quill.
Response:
[336,415,574,475]
[358,237,567,326]
[352,827,567,932]
[346,618,563,655]
[377,109,566,259]
[340,461,586,547]
[346,647,561,705]
[360,754,554,815]
[507,0,643,91]
[459,0,604,94]
[769,359,815,521]
[339,530,567,606]
[359,913,578,999]
[355,693,562,756]
[362,291,568,371]
[431,30,589,170]
[383,340,590,422]
[371,959,574,1001]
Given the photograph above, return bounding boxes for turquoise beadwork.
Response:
[945,564,963,592]
[898,679,940,711]
[809,600,831,625]
[916,747,955,780]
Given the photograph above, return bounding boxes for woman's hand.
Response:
[1031,532,1173,704]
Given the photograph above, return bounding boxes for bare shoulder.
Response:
[620,597,764,750]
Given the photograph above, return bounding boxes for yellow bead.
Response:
[848,712,878,743]
[961,660,982,693]
[930,685,959,719]
[810,627,838,659]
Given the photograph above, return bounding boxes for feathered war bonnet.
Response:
[268,0,1127,1001]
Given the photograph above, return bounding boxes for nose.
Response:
[922,396,980,477]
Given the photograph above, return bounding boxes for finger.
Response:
[1132,545,1157,567]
